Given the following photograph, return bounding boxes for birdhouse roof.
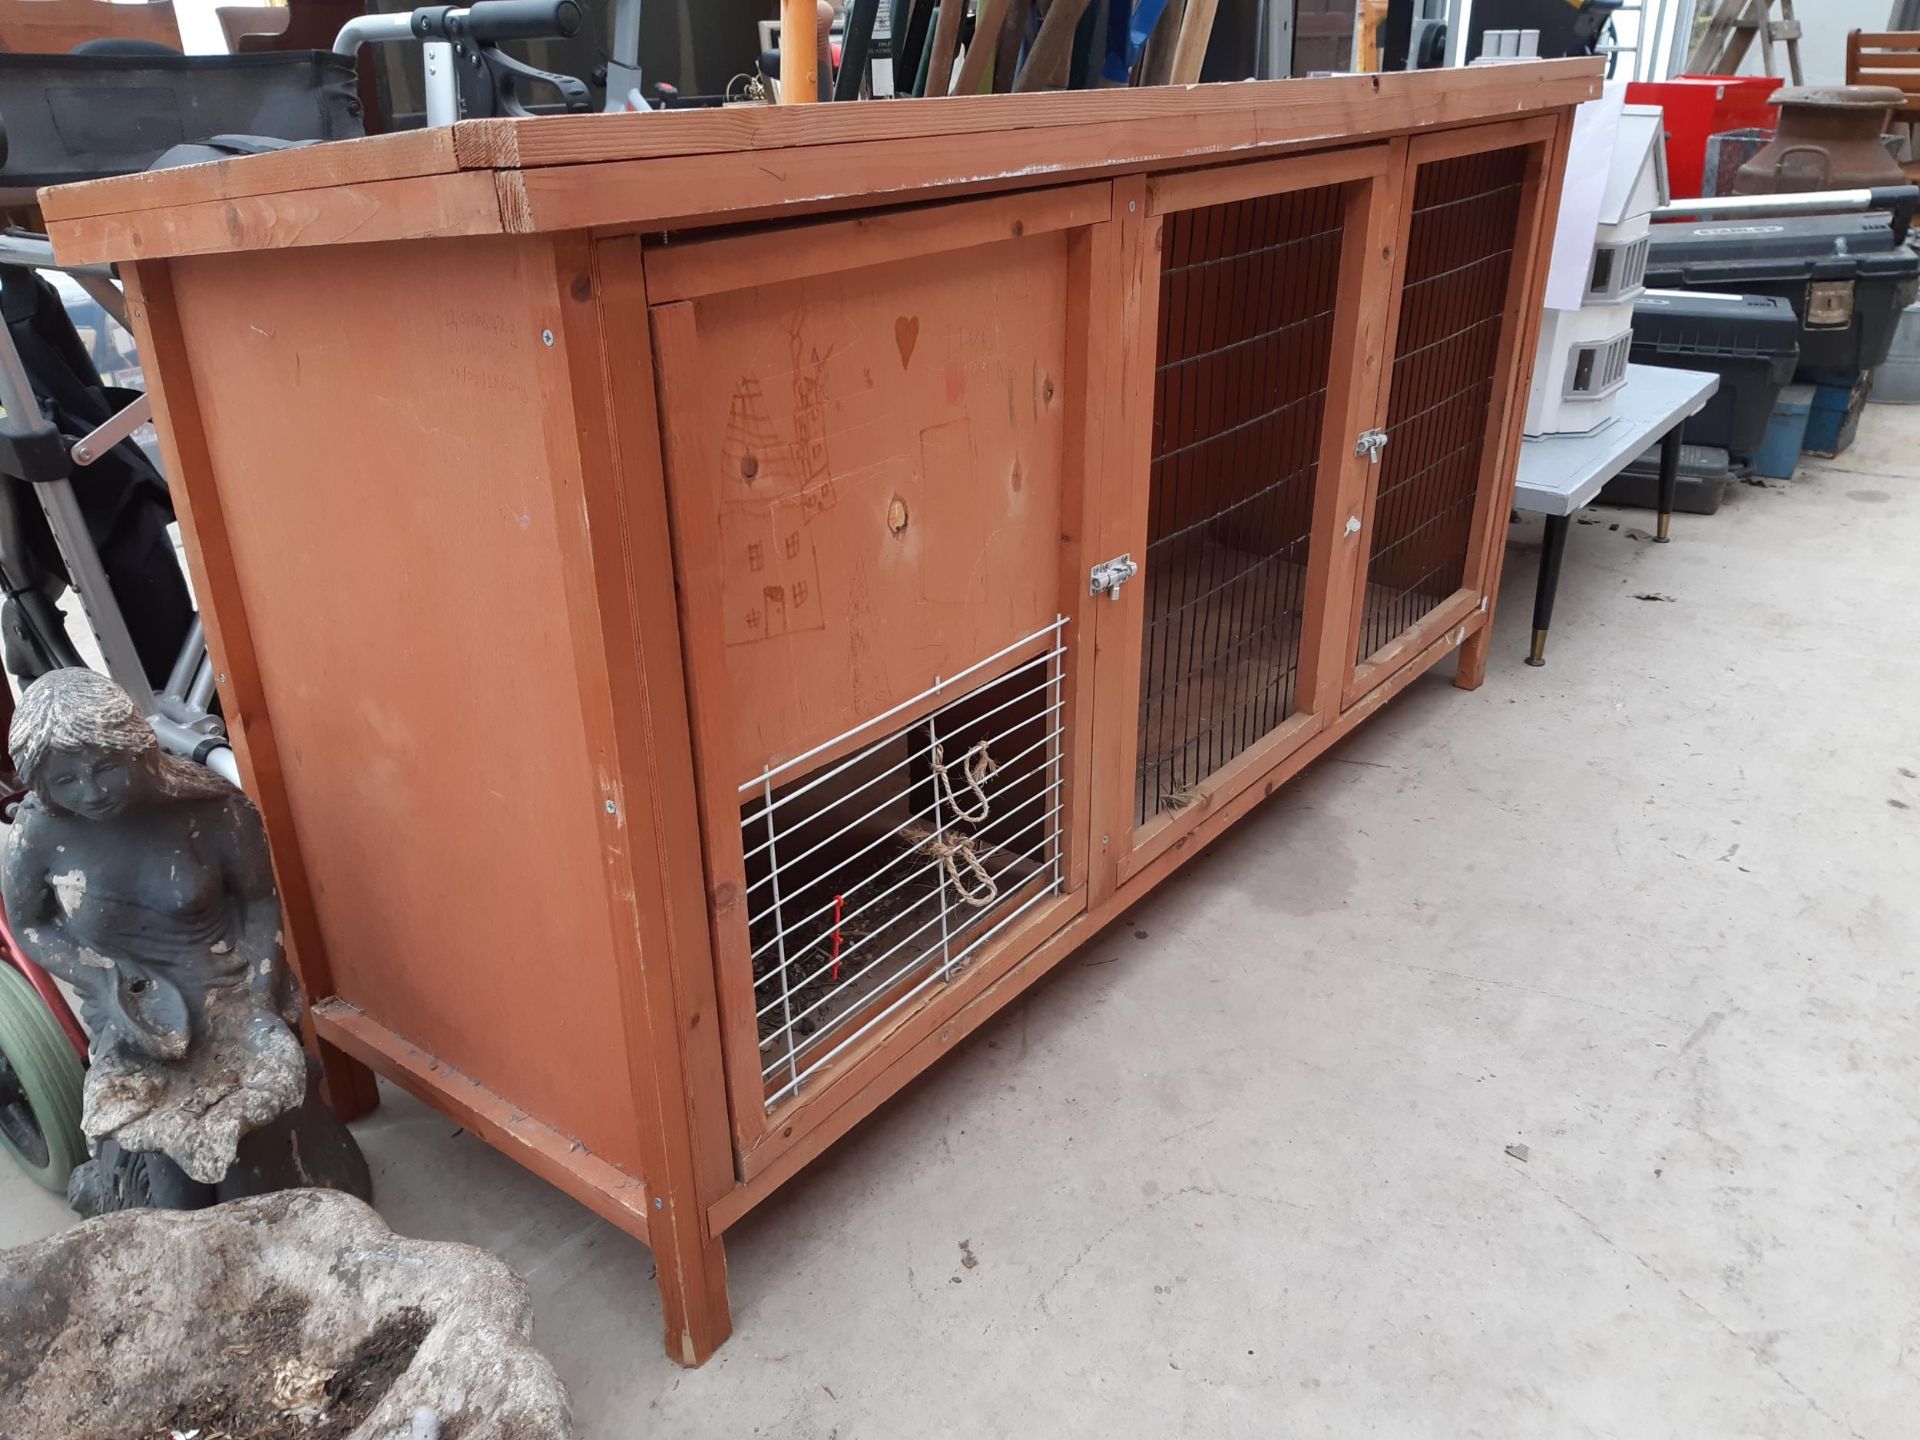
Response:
[1599,103,1669,226]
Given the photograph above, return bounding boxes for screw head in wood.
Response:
[541,329,555,347]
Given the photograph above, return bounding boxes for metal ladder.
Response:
[1590,0,1697,86]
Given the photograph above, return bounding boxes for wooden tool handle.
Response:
[955,0,1015,94]
[1139,0,1186,86]
[834,0,880,99]
[817,0,836,97]
[782,0,819,101]
[991,0,1031,91]
[1013,0,1096,93]
[1169,0,1220,84]
[924,0,966,96]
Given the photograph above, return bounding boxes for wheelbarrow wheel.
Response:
[0,962,86,1191]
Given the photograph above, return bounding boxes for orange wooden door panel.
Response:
[643,188,1109,1176]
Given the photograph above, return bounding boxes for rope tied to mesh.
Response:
[920,737,1001,907]
[920,831,1000,908]
[929,739,999,824]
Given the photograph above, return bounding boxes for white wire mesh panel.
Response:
[740,620,1069,1109]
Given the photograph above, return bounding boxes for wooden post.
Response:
[1457,115,1574,691]
[543,235,736,1366]
[1299,143,1404,719]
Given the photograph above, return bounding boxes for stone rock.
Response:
[0,1190,572,1439]
[81,983,308,1185]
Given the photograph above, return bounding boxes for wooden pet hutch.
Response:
[44,60,1596,1365]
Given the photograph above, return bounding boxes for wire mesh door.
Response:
[1092,148,1392,890]
[742,622,1070,1110]
[1345,136,1539,699]
[1133,185,1342,824]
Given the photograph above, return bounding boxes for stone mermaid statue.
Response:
[2,667,367,1212]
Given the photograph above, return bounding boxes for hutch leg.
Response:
[312,1031,380,1120]
[1455,620,1492,691]
[1655,424,1683,542]
[650,1214,732,1367]
[1525,513,1572,668]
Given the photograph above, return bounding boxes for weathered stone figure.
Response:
[1,667,367,1211]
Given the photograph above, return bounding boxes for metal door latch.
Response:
[1807,279,1855,329]
[1089,553,1140,598]
[1355,428,1389,464]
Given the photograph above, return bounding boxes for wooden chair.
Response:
[215,3,290,52]
[0,0,180,52]
[1847,30,1920,180]
[1848,30,1920,125]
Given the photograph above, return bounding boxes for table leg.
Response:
[1525,513,1570,668]
[1655,422,1682,543]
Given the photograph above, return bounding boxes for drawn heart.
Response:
[894,315,920,369]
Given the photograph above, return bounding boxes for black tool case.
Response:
[1629,290,1799,454]
[1600,442,1737,516]
[0,52,362,190]
[1643,213,1920,375]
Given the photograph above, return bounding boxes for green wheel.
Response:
[0,962,86,1192]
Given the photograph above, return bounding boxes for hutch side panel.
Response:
[647,198,1099,1168]
[160,238,649,1170]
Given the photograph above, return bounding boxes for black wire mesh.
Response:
[1135,185,1345,826]
[1356,146,1526,663]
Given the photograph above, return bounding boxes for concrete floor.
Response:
[5,407,1919,1438]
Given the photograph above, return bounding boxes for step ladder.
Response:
[1685,0,1802,84]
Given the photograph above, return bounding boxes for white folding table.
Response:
[1511,363,1720,665]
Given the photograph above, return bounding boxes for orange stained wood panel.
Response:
[662,230,1075,783]
[163,236,647,1171]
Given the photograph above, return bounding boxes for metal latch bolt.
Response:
[1089,553,1140,599]
[1807,280,1855,330]
[1355,428,1389,464]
